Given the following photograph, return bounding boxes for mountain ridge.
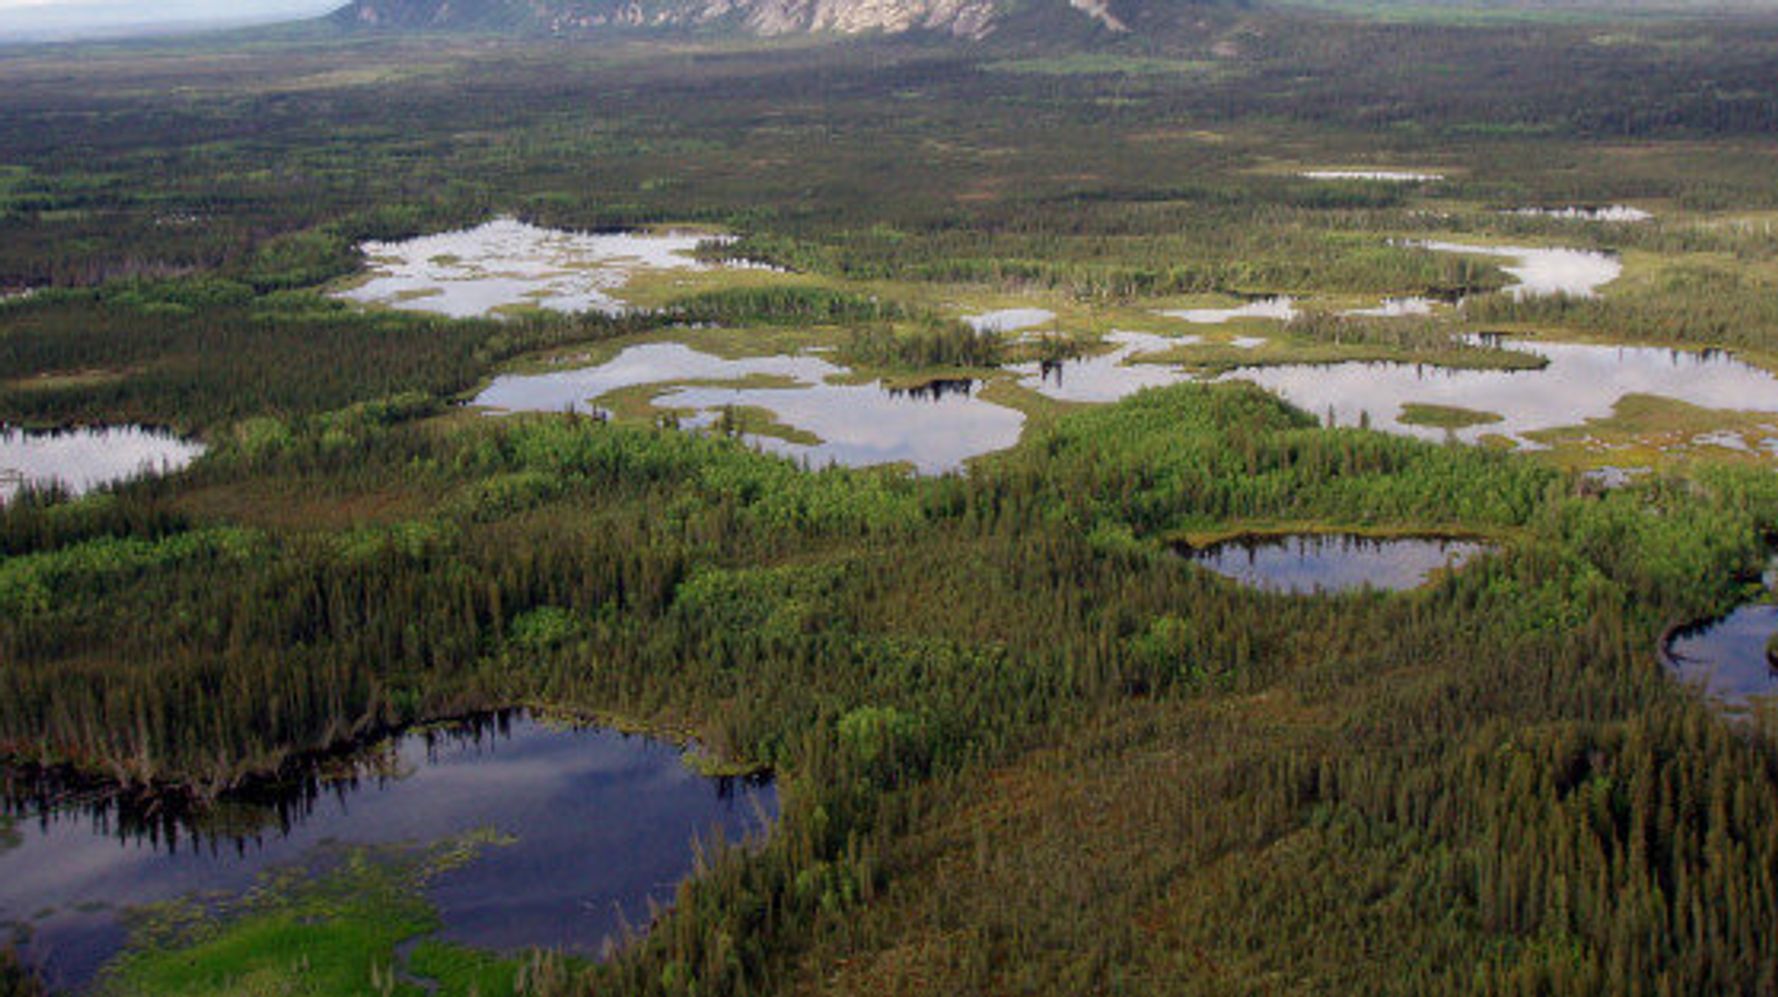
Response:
[330,0,1158,39]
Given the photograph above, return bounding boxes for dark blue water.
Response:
[1665,604,1778,711]
[1181,534,1487,594]
[0,711,775,990]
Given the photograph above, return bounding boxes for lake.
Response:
[0,711,775,991]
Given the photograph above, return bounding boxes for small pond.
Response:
[0,426,205,503]
[1178,534,1488,594]
[0,711,776,991]
[1661,559,1778,714]
[1413,240,1621,299]
[1665,604,1778,712]
[474,342,1025,473]
[1162,296,1298,325]
[963,308,1055,334]
[336,218,736,319]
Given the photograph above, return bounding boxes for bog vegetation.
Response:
[4,5,1778,995]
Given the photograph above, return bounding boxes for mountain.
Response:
[331,0,1147,39]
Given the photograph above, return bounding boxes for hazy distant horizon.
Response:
[0,0,345,41]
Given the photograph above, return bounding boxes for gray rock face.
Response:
[336,0,1068,38]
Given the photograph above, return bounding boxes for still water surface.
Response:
[337,218,729,318]
[1666,604,1778,712]
[474,342,1024,473]
[1220,339,1778,446]
[0,712,775,990]
[1414,240,1621,299]
[1180,534,1488,593]
[0,427,204,502]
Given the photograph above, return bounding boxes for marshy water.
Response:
[1013,330,1197,403]
[394,214,1769,470]
[1162,297,1298,325]
[0,711,775,991]
[669,377,1023,473]
[963,308,1056,334]
[479,322,1778,468]
[1015,330,1778,449]
[1220,339,1778,446]
[0,426,204,502]
[1180,534,1488,593]
[474,341,1024,473]
[336,218,730,318]
[1665,601,1778,712]
[1657,557,1778,714]
[1414,240,1621,299]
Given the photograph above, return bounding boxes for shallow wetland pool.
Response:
[473,341,1025,473]
[335,218,739,318]
[1178,534,1490,593]
[0,426,205,502]
[340,221,1778,473]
